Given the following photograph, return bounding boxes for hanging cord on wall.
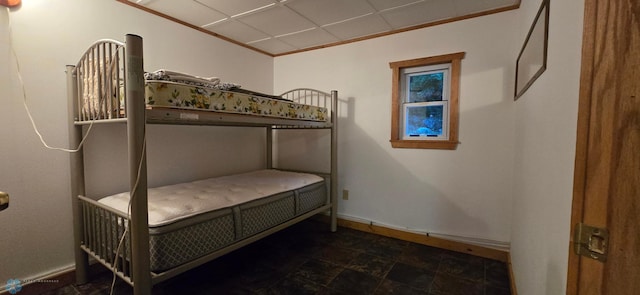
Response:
[5,6,96,153]
[110,136,146,295]
[7,7,143,294]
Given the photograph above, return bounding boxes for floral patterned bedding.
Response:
[145,81,328,122]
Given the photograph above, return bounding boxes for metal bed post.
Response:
[266,126,273,169]
[66,65,89,284]
[125,34,152,295]
[330,90,338,232]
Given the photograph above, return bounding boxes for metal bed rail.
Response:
[77,195,134,286]
[73,39,126,122]
[279,88,335,129]
[281,88,332,108]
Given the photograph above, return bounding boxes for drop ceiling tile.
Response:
[484,0,520,8]
[204,20,270,43]
[367,0,422,11]
[248,38,297,55]
[126,0,520,55]
[237,5,316,36]
[452,0,492,15]
[285,0,375,26]
[323,14,391,40]
[381,0,457,29]
[196,0,276,16]
[452,0,518,15]
[277,28,339,49]
[140,0,227,27]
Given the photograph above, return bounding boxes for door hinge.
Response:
[574,223,609,262]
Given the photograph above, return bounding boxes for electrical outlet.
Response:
[342,189,349,200]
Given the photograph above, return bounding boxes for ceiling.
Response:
[123,0,520,56]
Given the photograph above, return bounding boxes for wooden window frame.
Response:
[389,52,465,149]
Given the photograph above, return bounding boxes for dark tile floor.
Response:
[44,219,511,295]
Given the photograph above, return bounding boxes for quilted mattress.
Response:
[81,80,328,122]
[144,81,328,122]
[97,169,327,272]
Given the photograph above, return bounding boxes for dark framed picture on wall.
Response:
[514,0,549,100]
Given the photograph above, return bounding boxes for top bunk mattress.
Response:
[74,41,331,124]
[144,81,328,122]
[97,169,324,227]
[80,80,329,123]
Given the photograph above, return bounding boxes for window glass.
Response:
[404,103,448,139]
[408,72,444,102]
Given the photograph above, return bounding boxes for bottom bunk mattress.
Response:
[96,169,327,272]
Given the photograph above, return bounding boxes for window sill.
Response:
[390,139,459,150]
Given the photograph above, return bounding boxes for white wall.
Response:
[0,1,586,293]
[510,0,584,294]
[275,11,520,246]
[0,0,272,286]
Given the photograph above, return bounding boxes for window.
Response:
[402,64,450,140]
[390,52,465,149]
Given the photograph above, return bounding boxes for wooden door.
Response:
[567,0,640,294]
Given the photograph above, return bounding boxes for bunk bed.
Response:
[66,34,338,295]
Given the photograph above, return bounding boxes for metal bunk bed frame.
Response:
[66,34,338,295]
